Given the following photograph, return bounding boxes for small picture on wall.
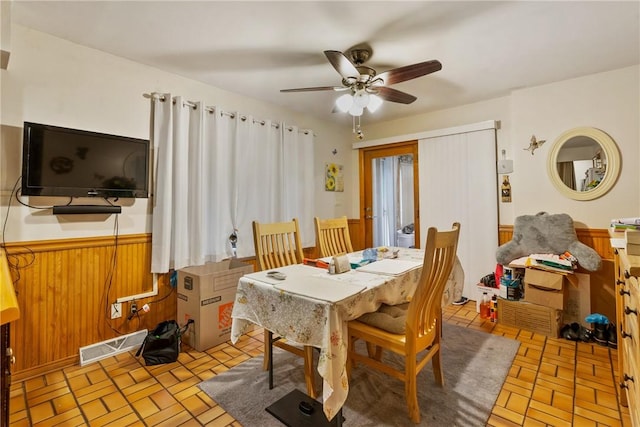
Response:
[325,163,344,192]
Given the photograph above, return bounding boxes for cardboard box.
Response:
[523,268,570,310]
[625,229,640,245]
[627,243,640,256]
[177,259,253,351]
[497,298,563,337]
[563,272,591,328]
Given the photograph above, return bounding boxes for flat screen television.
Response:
[21,122,150,198]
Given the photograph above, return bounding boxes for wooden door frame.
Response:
[358,141,420,249]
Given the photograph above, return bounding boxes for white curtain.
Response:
[282,125,316,248]
[231,116,280,258]
[418,129,498,299]
[150,94,314,272]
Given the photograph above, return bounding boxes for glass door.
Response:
[361,142,419,249]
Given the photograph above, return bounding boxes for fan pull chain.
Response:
[352,116,364,140]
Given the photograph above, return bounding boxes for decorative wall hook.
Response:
[524,135,546,155]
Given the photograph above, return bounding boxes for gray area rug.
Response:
[198,323,519,426]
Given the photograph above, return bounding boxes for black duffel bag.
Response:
[136,319,193,366]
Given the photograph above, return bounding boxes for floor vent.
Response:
[79,329,148,366]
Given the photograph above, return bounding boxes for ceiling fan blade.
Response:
[280,86,342,93]
[324,50,359,80]
[376,60,442,86]
[375,86,417,104]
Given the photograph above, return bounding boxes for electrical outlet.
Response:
[111,302,122,319]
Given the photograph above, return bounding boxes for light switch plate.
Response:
[497,159,513,174]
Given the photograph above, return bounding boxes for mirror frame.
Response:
[547,127,620,201]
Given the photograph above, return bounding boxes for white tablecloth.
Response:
[230,248,463,420]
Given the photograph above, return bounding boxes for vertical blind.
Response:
[418,128,498,299]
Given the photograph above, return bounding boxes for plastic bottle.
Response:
[490,294,498,322]
[329,258,336,275]
[480,292,491,319]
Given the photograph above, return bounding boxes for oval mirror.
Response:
[547,127,620,201]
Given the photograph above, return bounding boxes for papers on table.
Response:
[242,270,289,285]
[355,259,422,276]
[241,251,424,302]
[243,265,366,302]
[274,277,366,303]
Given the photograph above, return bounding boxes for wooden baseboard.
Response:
[13,355,78,382]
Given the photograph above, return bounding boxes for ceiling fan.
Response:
[280,47,442,116]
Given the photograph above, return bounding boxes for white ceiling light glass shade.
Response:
[367,94,383,113]
[353,90,370,108]
[348,104,364,116]
[335,94,353,112]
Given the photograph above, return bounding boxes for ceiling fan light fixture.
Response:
[335,94,353,112]
[348,104,364,116]
[367,94,383,113]
[353,90,370,108]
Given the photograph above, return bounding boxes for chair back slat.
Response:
[314,216,354,258]
[407,223,460,343]
[253,219,304,271]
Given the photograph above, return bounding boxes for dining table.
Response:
[230,247,432,421]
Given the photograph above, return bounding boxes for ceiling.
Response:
[10,1,640,127]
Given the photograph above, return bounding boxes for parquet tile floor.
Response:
[10,303,633,426]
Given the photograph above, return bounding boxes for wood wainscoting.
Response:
[4,226,360,381]
[3,234,175,381]
[3,224,610,380]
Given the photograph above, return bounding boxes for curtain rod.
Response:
[143,93,314,135]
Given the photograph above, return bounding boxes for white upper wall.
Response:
[360,66,640,227]
[1,25,353,243]
[2,24,638,244]
[508,66,639,227]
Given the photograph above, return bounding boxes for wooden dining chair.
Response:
[252,218,317,398]
[314,216,354,257]
[347,222,461,423]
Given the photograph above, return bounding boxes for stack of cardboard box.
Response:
[498,266,578,337]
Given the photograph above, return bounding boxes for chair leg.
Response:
[432,346,444,387]
[365,342,376,358]
[302,345,317,399]
[267,331,275,390]
[374,345,383,361]
[433,322,445,387]
[348,336,357,371]
[262,330,271,371]
[405,357,420,423]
